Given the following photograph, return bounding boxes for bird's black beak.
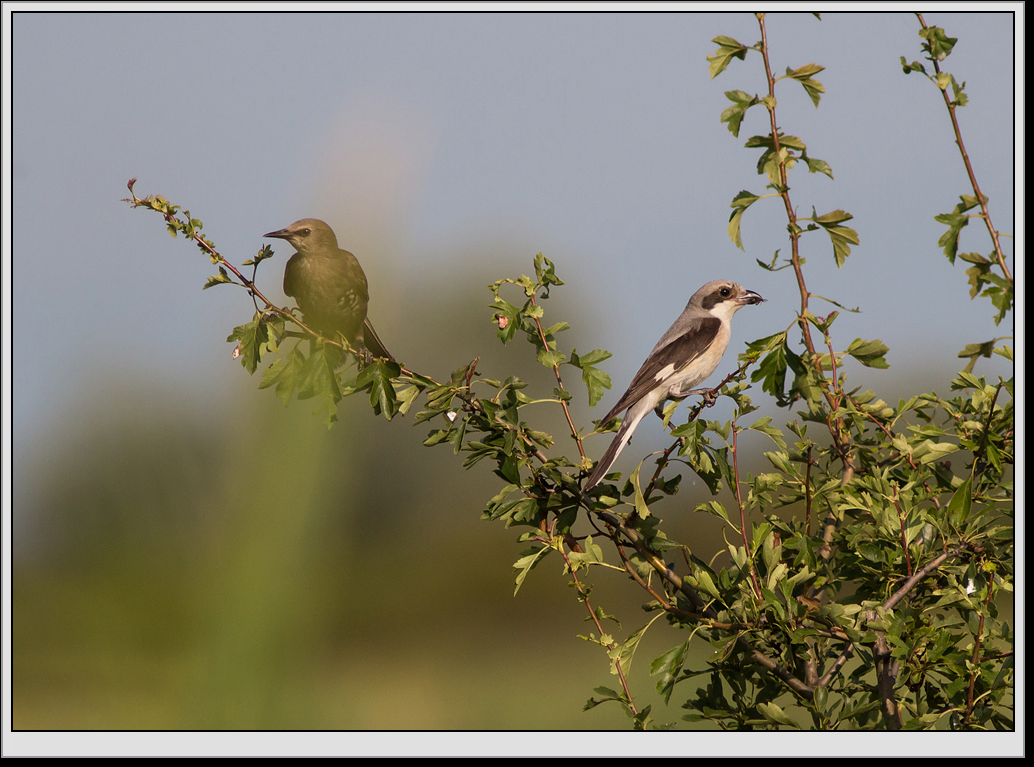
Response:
[263,227,292,240]
[738,289,765,306]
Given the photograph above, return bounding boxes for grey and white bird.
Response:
[584,280,764,490]
[264,218,394,362]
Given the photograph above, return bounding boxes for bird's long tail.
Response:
[361,317,395,362]
[584,401,651,490]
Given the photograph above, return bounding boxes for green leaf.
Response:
[744,132,807,152]
[394,384,423,416]
[537,347,566,368]
[513,544,551,595]
[756,700,800,729]
[631,470,651,518]
[356,359,402,418]
[259,347,306,406]
[651,641,689,703]
[784,63,825,107]
[568,535,606,571]
[746,416,787,451]
[900,57,928,76]
[241,244,275,266]
[707,35,750,79]
[980,273,1013,326]
[806,210,859,267]
[533,252,564,293]
[690,568,720,600]
[958,340,998,374]
[946,74,969,107]
[569,348,613,407]
[960,256,992,303]
[747,331,811,405]
[919,25,958,62]
[720,90,760,137]
[728,191,762,250]
[290,343,344,427]
[203,266,233,290]
[947,477,972,525]
[490,297,522,343]
[609,622,651,678]
[934,211,970,264]
[827,225,860,267]
[672,421,723,494]
[497,450,522,485]
[914,440,958,465]
[802,153,834,179]
[812,209,853,226]
[227,316,272,374]
[846,338,890,369]
[743,133,806,184]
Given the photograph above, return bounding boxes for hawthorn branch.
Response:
[915,13,1012,283]
[556,543,638,714]
[528,292,586,461]
[592,506,813,700]
[756,15,855,488]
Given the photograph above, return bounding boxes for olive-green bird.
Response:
[264,218,394,362]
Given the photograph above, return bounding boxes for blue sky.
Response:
[8,8,1019,460]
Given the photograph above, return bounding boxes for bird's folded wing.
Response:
[599,315,721,424]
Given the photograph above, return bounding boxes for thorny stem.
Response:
[756,15,855,488]
[528,292,587,461]
[820,540,978,708]
[970,381,1003,485]
[915,13,1012,283]
[964,574,995,725]
[870,540,976,729]
[804,446,814,534]
[124,180,280,314]
[556,543,637,715]
[891,487,914,577]
[732,424,762,598]
[884,541,976,612]
[759,15,855,570]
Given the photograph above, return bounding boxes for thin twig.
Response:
[556,543,638,714]
[732,425,762,598]
[915,13,1012,283]
[528,292,586,461]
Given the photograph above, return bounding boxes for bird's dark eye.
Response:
[720,287,731,297]
[301,228,311,236]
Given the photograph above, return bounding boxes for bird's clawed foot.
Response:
[681,387,720,408]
